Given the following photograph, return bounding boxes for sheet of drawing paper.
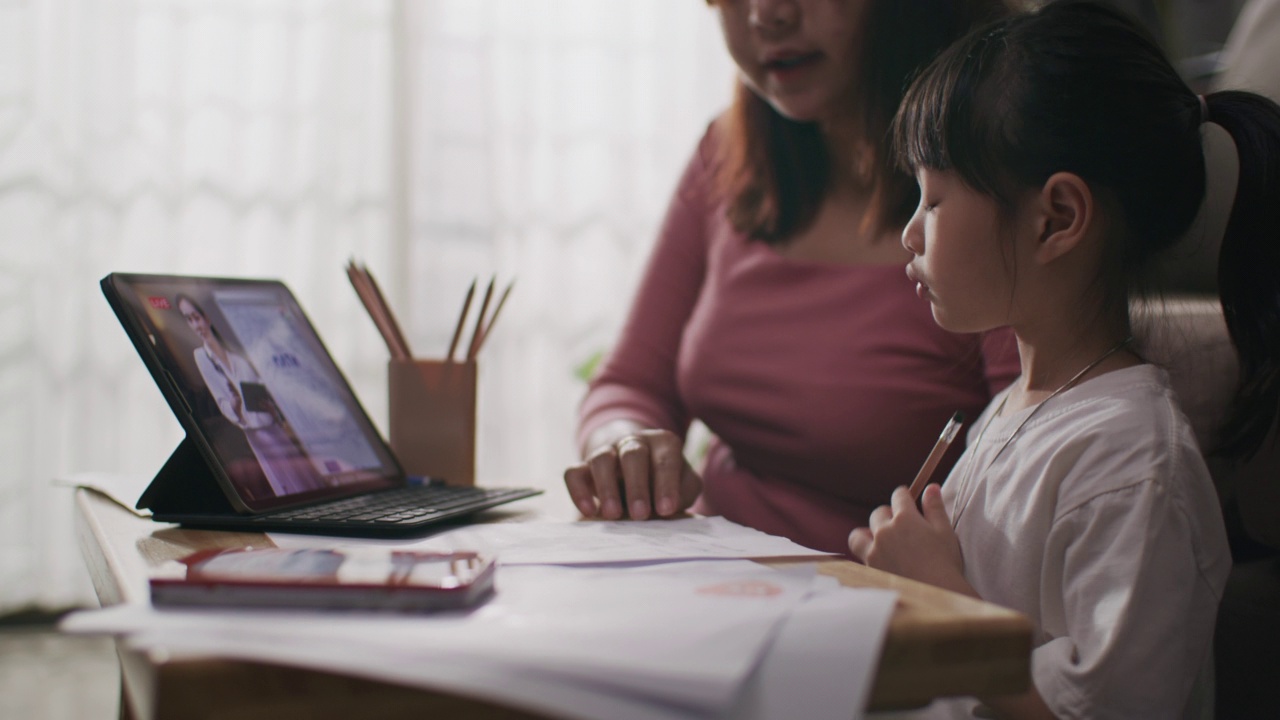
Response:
[63,561,818,711]
[64,572,898,720]
[270,516,835,565]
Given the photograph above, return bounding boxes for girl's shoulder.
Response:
[1029,364,1213,512]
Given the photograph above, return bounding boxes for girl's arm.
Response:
[848,486,973,597]
[849,486,1060,720]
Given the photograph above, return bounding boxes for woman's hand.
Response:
[564,428,703,520]
[848,485,974,597]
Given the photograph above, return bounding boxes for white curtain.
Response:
[0,0,733,611]
[400,0,734,504]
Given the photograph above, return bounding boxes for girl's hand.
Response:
[848,485,974,597]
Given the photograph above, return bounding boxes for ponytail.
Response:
[1206,91,1280,460]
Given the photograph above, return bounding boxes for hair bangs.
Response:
[893,20,1021,205]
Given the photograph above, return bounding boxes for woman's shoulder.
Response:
[689,115,728,177]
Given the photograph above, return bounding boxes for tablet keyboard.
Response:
[251,483,542,529]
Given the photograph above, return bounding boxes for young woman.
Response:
[565,0,1016,554]
[848,1,1280,716]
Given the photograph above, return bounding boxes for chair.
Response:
[1133,120,1280,720]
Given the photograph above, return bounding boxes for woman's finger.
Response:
[616,436,653,520]
[563,464,599,517]
[586,446,624,519]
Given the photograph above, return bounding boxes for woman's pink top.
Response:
[578,127,1019,554]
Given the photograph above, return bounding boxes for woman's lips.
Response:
[762,52,822,81]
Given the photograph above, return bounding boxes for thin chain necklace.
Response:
[949,335,1136,530]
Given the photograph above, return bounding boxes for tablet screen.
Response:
[104,273,403,511]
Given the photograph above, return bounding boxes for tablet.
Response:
[102,273,406,513]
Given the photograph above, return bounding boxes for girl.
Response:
[848,1,1280,717]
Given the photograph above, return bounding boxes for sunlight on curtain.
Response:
[0,0,397,610]
[401,0,734,508]
[0,0,733,612]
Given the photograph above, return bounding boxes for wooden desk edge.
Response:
[73,489,1031,717]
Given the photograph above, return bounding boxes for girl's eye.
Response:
[923,203,938,213]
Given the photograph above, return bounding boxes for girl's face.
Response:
[902,168,1018,333]
[179,299,213,343]
[715,0,869,123]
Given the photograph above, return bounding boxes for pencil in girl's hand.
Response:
[908,411,965,501]
[445,279,477,363]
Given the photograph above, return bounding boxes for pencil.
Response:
[465,275,496,362]
[472,279,513,357]
[359,263,412,359]
[346,261,411,361]
[908,411,965,501]
[445,279,477,363]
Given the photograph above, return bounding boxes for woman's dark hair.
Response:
[893,0,1280,460]
[715,0,1010,243]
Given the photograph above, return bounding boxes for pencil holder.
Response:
[388,359,477,486]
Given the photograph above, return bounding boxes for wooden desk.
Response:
[74,488,1031,719]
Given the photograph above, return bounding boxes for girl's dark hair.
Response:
[893,0,1280,460]
[716,0,1010,243]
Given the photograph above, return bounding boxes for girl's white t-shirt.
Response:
[925,364,1230,720]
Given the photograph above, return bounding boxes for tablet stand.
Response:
[136,435,237,514]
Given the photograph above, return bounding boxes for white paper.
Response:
[270,516,834,565]
[65,561,819,712]
[54,472,152,516]
[64,570,898,720]
[729,584,898,720]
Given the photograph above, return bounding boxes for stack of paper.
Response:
[269,515,840,565]
[63,517,899,719]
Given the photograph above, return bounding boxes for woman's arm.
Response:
[576,125,719,451]
[568,125,720,519]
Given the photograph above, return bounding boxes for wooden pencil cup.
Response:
[388,359,477,486]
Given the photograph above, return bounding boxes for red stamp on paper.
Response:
[148,296,171,310]
[695,580,783,598]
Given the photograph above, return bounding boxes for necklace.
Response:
[948,335,1136,529]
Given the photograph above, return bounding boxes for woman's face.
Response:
[178,299,213,343]
[715,0,870,123]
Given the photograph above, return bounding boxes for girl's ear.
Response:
[1032,172,1093,265]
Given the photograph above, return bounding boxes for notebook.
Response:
[101,272,541,537]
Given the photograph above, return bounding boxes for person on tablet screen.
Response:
[176,293,325,496]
